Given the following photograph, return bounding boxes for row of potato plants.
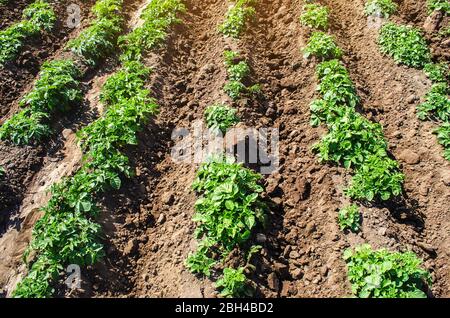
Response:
[0,0,56,66]
[301,1,430,298]
[0,0,124,145]
[366,0,449,161]
[12,0,186,298]
[185,0,266,298]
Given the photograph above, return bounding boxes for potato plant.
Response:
[0,59,82,145]
[311,60,404,201]
[215,267,252,298]
[427,0,450,15]
[303,32,343,60]
[219,0,258,39]
[364,0,397,18]
[67,0,124,66]
[417,83,450,122]
[435,123,450,161]
[119,0,186,61]
[185,155,266,295]
[13,1,183,298]
[0,1,56,65]
[223,50,260,100]
[378,22,431,68]
[300,4,329,30]
[344,245,431,298]
[424,62,449,83]
[204,103,240,134]
[338,204,361,233]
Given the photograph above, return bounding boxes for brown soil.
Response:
[0,0,449,298]
[0,0,34,30]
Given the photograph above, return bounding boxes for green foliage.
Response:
[216,267,251,298]
[67,0,124,66]
[13,256,62,298]
[67,19,122,67]
[378,22,431,68]
[364,0,398,18]
[316,59,359,108]
[92,0,123,19]
[192,156,266,251]
[13,61,158,298]
[300,4,329,30]
[338,204,361,232]
[303,31,343,60]
[219,0,257,39]
[205,103,239,134]
[435,123,450,161]
[0,1,56,65]
[343,244,431,298]
[185,239,217,277]
[313,108,387,169]
[13,0,182,297]
[0,59,81,145]
[347,155,404,201]
[223,50,260,100]
[0,166,5,177]
[311,60,404,201]
[424,62,448,83]
[427,0,450,15]
[21,59,82,113]
[0,109,51,145]
[119,0,185,61]
[417,83,450,121]
[22,0,56,31]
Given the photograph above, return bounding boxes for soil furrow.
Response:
[236,0,352,298]
[0,0,153,297]
[320,0,449,297]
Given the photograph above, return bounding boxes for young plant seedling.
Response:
[435,123,450,161]
[364,0,398,18]
[417,83,450,122]
[216,267,252,298]
[205,103,240,134]
[300,3,329,30]
[303,31,343,60]
[338,204,361,232]
[343,244,431,298]
[219,0,257,39]
[378,22,431,68]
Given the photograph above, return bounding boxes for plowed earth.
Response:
[0,0,449,298]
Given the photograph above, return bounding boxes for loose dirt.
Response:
[0,0,448,298]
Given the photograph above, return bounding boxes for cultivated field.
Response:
[0,0,449,298]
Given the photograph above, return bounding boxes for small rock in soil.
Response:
[157,213,166,224]
[267,272,280,291]
[290,268,303,280]
[305,222,316,235]
[399,149,420,165]
[295,178,311,201]
[162,193,175,205]
[273,262,289,278]
[256,233,267,243]
[124,239,138,255]
[416,241,436,255]
[423,10,443,33]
